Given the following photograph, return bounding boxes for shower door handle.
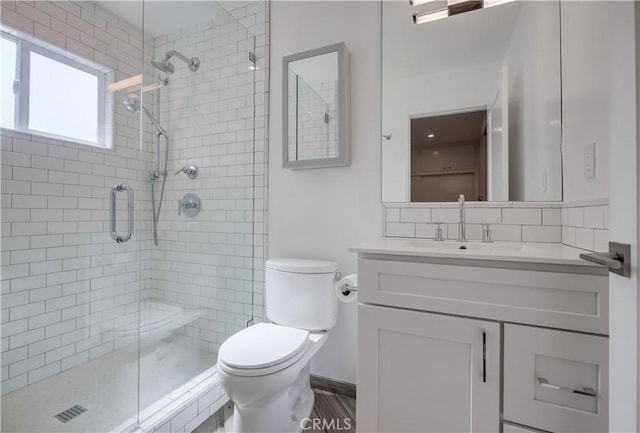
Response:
[110,184,134,243]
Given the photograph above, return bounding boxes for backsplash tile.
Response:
[561,199,609,252]
[384,202,563,243]
[384,200,608,252]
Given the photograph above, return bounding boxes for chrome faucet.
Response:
[458,194,467,242]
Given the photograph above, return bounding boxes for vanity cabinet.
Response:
[358,305,500,433]
[355,254,609,433]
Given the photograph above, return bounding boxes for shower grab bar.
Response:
[110,184,134,243]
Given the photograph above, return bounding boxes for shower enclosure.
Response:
[0,1,267,431]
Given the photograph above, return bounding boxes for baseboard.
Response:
[310,375,356,399]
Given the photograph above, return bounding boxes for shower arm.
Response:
[165,50,191,65]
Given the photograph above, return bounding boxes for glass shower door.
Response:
[0,1,148,431]
[136,0,258,425]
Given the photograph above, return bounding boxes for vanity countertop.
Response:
[350,238,605,269]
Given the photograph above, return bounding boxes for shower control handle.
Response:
[179,193,201,217]
[175,165,198,179]
[110,184,134,244]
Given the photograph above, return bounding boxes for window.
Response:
[1,32,108,147]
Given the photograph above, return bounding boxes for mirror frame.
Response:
[282,42,350,170]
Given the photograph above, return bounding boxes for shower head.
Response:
[123,97,141,114]
[123,98,167,137]
[151,59,175,74]
[151,50,200,74]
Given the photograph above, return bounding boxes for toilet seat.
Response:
[218,323,310,377]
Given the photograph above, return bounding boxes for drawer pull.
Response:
[482,330,487,383]
[537,377,597,398]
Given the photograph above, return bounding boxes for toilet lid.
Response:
[218,323,310,370]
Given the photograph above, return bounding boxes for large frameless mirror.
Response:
[382,0,563,202]
[283,42,350,169]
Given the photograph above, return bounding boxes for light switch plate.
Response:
[584,142,596,179]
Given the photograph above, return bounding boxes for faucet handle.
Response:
[434,222,444,241]
[175,164,198,179]
[481,223,493,243]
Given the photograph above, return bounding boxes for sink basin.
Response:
[408,240,524,254]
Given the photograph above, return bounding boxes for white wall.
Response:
[269,1,382,384]
[561,1,610,203]
[504,1,562,202]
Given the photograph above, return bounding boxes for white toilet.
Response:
[217,258,338,433]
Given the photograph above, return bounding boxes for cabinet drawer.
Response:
[503,422,547,433]
[504,324,608,432]
[358,258,608,334]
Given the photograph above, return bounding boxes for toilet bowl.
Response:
[217,259,338,433]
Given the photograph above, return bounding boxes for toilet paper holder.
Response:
[334,272,358,295]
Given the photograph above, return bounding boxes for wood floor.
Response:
[307,389,356,433]
[194,389,356,433]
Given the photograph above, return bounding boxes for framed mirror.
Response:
[283,43,350,169]
[382,1,562,202]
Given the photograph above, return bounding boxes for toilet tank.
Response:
[266,258,338,331]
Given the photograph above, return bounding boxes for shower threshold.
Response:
[1,337,226,433]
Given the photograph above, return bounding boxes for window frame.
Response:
[2,31,107,147]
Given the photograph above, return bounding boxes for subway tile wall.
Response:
[384,200,609,252]
[384,202,563,243]
[1,0,155,395]
[561,199,609,252]
[149,2,268,354]
[288,78,338,161]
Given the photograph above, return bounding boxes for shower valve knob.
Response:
[179,193,201,217]
[175,165,198,179]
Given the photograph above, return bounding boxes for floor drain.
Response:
[54,405,87,423]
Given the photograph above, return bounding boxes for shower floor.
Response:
[1,337,217,433]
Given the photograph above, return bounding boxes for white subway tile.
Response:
[575,228,595,251]
[45,344,76,364]
[502,208,541,225]
[9,328,45,349]
[28,311,60,329]
[567,207,584,227]
[431,208,458,223]
[16,2,50,27]
[521,226,561,243]
[490,225,522,242]
[584,206,605,229]
[10,302,45,321]
[1,7,35,35]
[28,361,60,384]
[465,208,501,224]
[9,354,44,377]
[594,230,609,252]
[28,336,61,357]
[400,208,430,223]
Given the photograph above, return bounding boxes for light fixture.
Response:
[484,0,514,8]
[409,0,437,6]
[413,9,449,24]
[412,0,515,24]
[427,133,435,138]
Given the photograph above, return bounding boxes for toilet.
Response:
[217,258,339,433]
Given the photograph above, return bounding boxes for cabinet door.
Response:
[357,305,500,433]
